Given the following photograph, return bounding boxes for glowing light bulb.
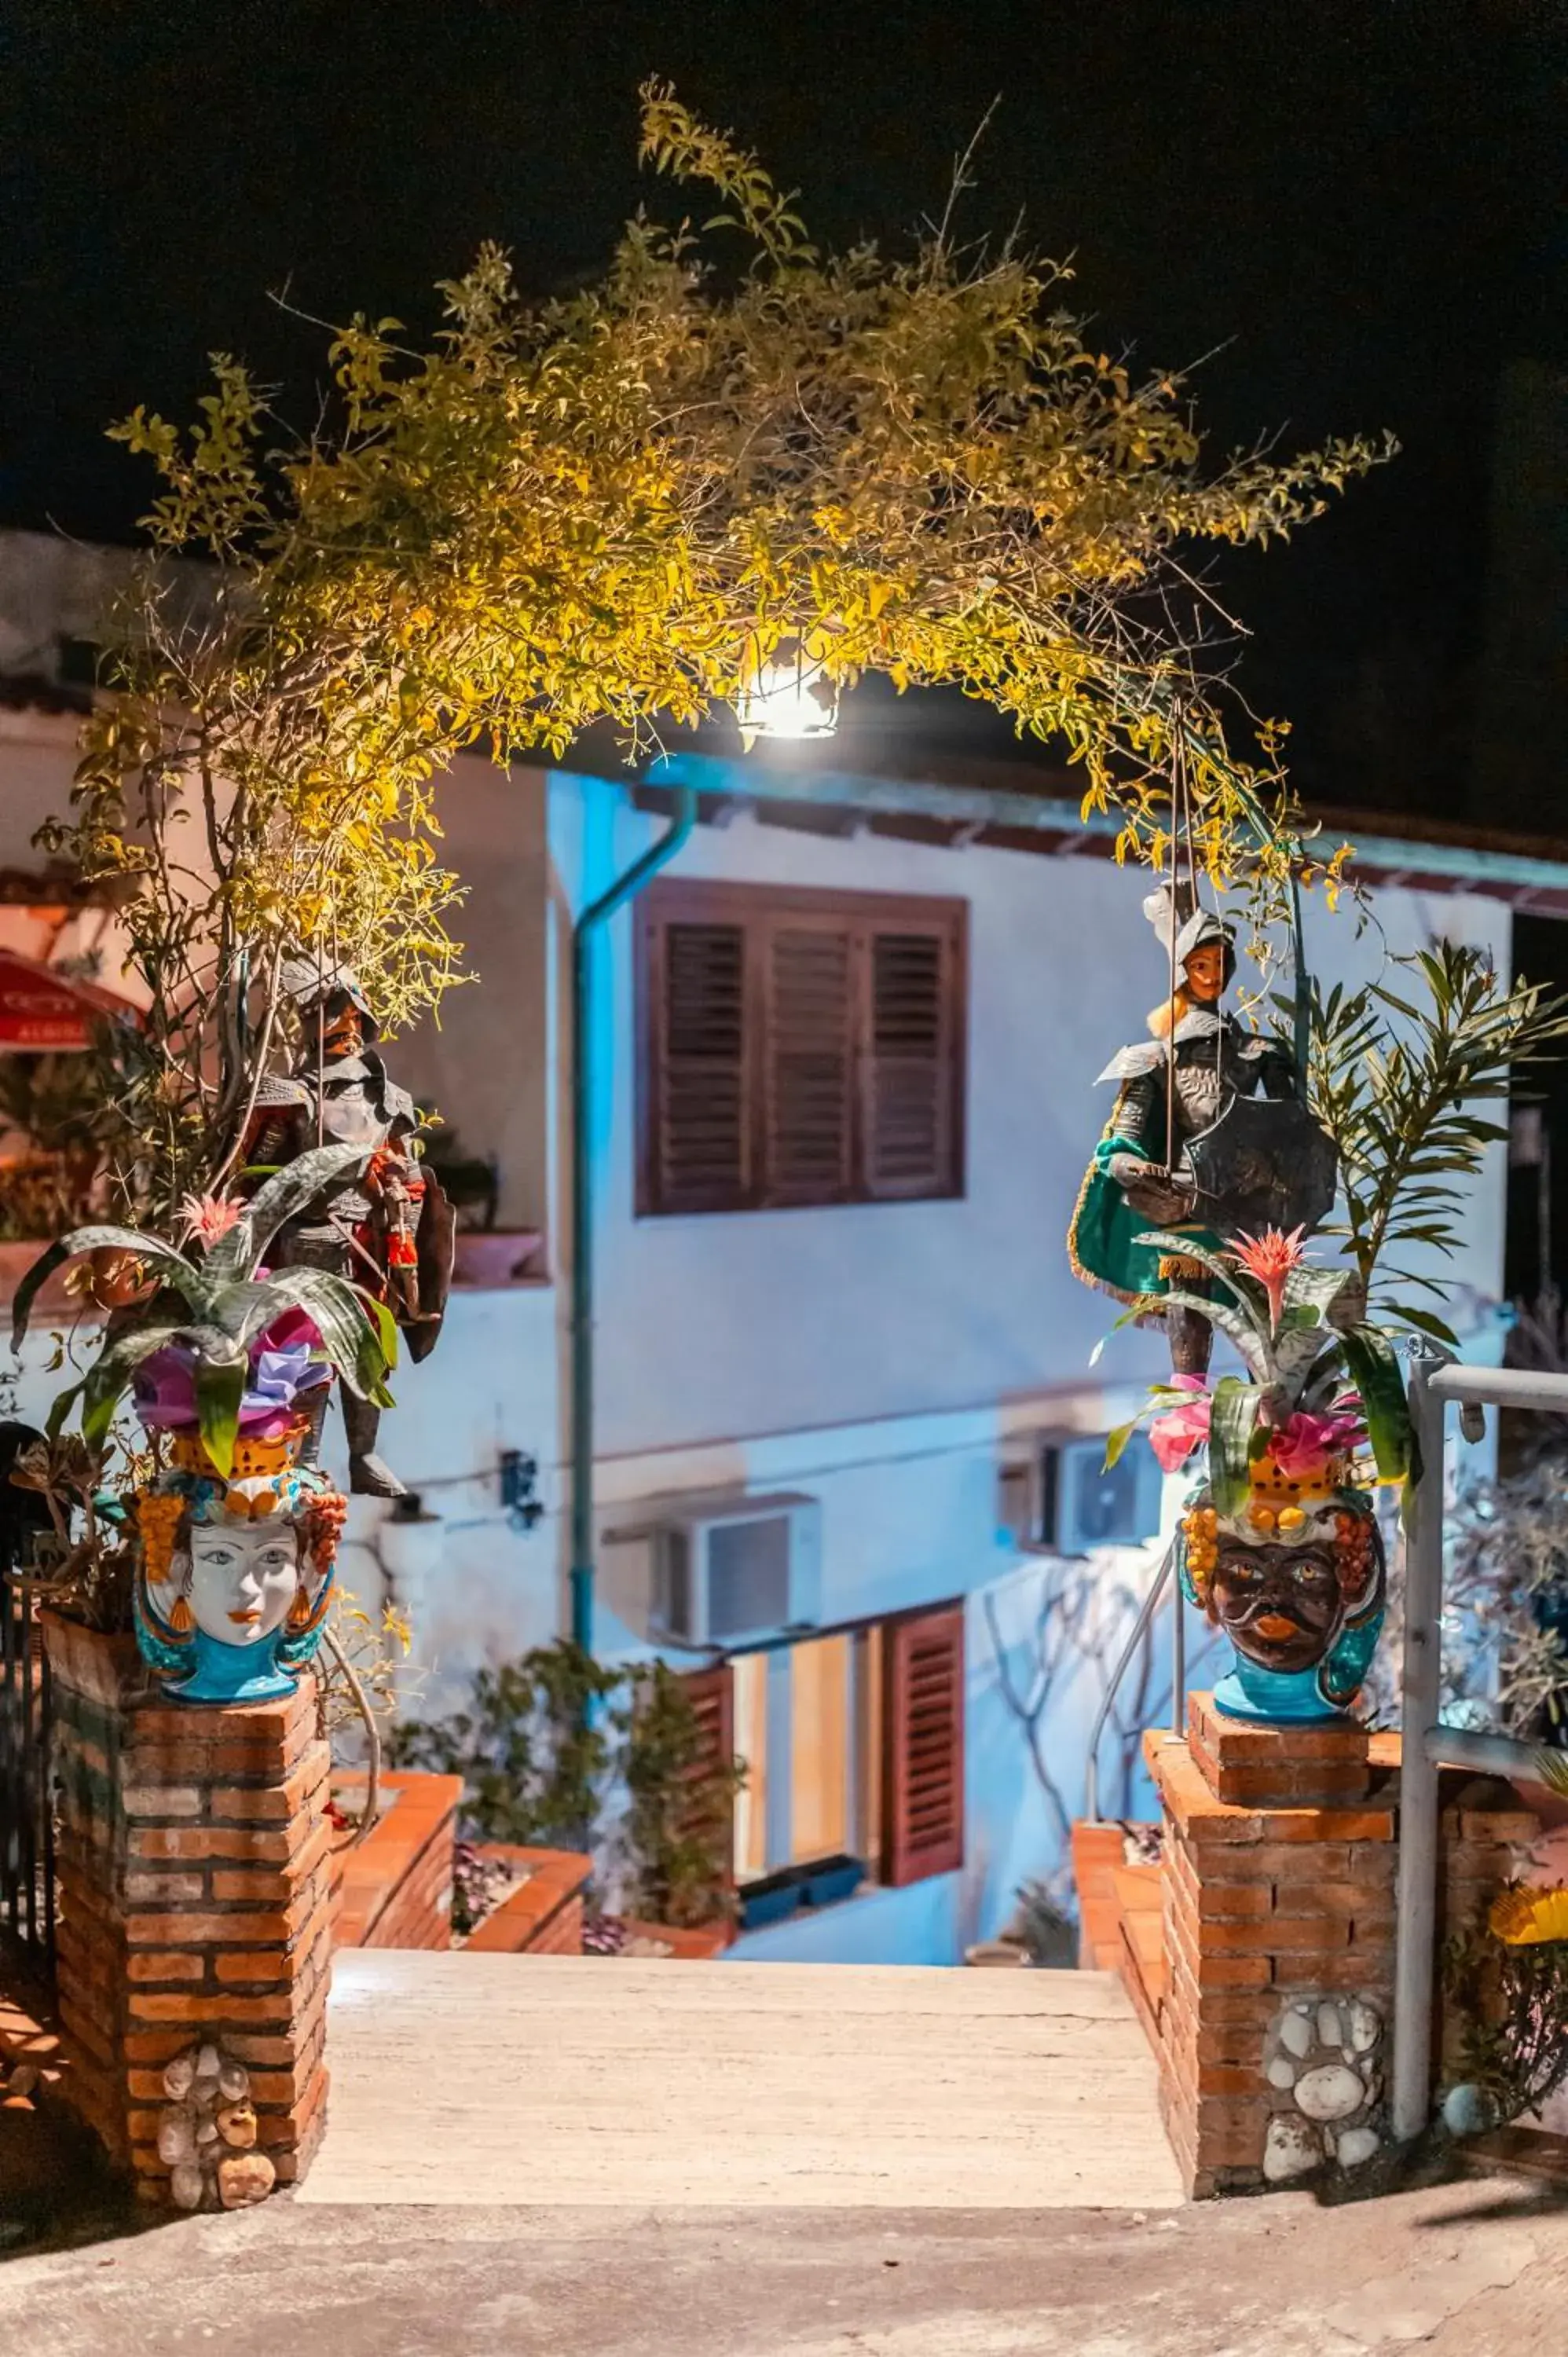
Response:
[735,636,839,748]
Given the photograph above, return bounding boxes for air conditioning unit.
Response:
[646,1491,822,1648]
[998,1430,1163,1556]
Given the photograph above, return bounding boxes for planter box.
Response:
[738,1854,866,1932]
[452,1230,544,1288]
[800,1853,864,1909]
[616,1916,732,1959]
[462,1845,592,1955]
[738,1868,805,1933]
[332,1771,462,1951]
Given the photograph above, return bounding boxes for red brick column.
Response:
[45,1612,333,2205]
[1147,1694,1398,2198]
[1147,1692,1539,2197]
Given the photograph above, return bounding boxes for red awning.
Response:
[0,951,140,1050]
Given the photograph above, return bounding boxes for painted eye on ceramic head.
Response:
[1291,1557,1331,1584]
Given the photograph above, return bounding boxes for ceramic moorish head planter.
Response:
[1111,1226,1409,1726]
[131,1314,348,1704]
[1180,1440,1387,1723]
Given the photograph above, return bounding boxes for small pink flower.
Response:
[1148,1376,1211,1472]
[180,1192,244,1248]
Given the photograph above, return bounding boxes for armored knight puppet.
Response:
[242,962,454,1496]
[1069,885,1336,1375]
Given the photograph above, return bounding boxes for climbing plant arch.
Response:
[56,83,1388,1215]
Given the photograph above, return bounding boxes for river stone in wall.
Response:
[1262,1996,1384,2181]
[156,2041,276,2212]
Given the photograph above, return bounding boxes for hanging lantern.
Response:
[735,635,838,750]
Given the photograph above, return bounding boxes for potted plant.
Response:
[388,1644,744,1949]
[1108,1226,1409,1722]
[13,1145,396,1704]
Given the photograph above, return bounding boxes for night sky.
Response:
[5,1,1564,821]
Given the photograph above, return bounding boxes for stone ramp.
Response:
[302,1952,1183,2209]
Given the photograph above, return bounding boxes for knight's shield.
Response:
[406,1169,456,1364]
[1184,1095,1338,1239]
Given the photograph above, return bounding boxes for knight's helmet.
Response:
[279,955,379,1054]
[1142,883,1235,1036]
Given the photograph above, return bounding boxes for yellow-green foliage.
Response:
[52,84,1390,1216]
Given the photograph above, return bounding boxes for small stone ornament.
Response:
[155,2040,275,2212]
[1261,1996,1385,2182]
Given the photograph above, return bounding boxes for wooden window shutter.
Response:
[644,915,751,1212]
[638,881,966,1215]
[677,1662,737,1906]
[760,912,855,1203]
[862,911,965,1199]
[880,1602,965,1886]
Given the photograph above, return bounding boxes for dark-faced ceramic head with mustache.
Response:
[1210,1538,1343,1677]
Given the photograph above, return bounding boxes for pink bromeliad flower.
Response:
[179,1191,244,1249]
[1147,1375,1212,1472]
[1231,1225,1307,1330]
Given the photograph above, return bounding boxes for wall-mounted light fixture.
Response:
[735,636,839,750]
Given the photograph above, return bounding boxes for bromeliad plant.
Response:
[1107,1224,1411,1519]
[9,1142,397,1480]
[1108,1224,1404,1721]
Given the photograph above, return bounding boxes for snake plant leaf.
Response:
[196,1352,247,1480]
[1282,1265,1361,1321]
[1339,1323,1412,1485]
[1132,1231,1272,1325]
[246,1266,397,1403]
[1208,1376,1263,1519]
[1530,1749,1568,1801]
[1159,1288,1272,1384]
[207,1142,372,1280]
[73,1322,187,1448]
[10,1225,198,1352]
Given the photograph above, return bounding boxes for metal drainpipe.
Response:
[568,784,697,1655]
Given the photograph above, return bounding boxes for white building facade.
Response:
[0,570,1540,1963]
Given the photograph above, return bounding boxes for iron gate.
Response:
[0,1560,55,1985]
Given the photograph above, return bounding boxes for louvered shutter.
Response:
[761,913,855,1204]
[863,915,965,1199]
[644,917,751,1212]
[677,1662,737,1916]
[881,1602,965,1886]
[638,882,965,1215]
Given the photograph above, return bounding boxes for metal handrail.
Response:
[1391,1348,1568,2141]
[1082,1537,1177,1826]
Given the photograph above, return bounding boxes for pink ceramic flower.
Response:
[1148,1376,1212,1472]
[1267,1407,1366,1484]
[1231,1225,1307,1331]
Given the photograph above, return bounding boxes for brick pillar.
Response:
[1146,1692,1541,2196]
[1147,1693,1398,2198]
[45,1611,333,2203]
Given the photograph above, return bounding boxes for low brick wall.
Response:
[332,1772,461,1950]
[463,1846,591,1955]
[45,1611,333,2200]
